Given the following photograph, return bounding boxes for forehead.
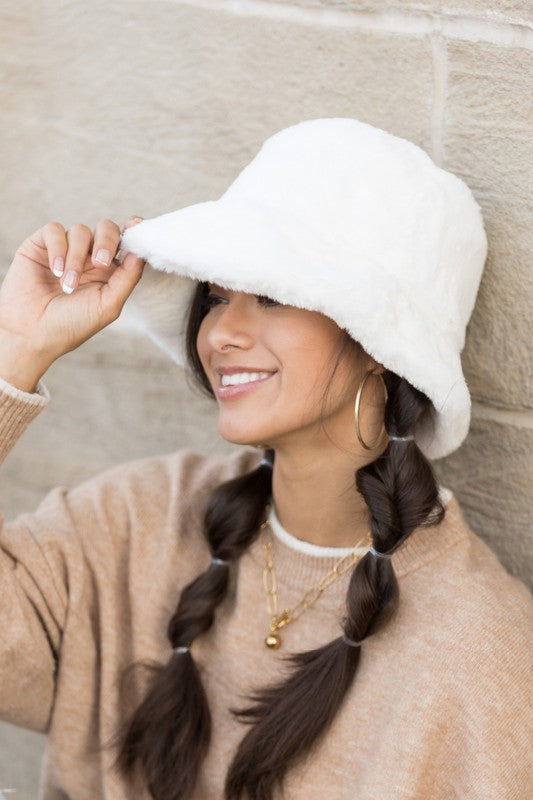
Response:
[207,281,228,291]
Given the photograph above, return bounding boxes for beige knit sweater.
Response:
[1,378,532,800]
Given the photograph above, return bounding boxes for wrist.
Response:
[0,330,52,394]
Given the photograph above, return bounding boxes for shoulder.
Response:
[63,444,264,523]
[21,444,264,553]
[11,445,264,602]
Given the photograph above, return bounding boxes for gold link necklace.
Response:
[260,518,372,649]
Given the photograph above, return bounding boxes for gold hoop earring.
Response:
[354,369,388,450]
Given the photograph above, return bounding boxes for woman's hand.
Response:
[0,216,145,392]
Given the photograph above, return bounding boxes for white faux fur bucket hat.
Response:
[120,117,488,461]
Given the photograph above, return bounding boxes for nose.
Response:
[204,295,255,353]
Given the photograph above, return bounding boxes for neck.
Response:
[270,440,384,549]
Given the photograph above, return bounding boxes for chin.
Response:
[218,430,269,447]
[217,419,274,448]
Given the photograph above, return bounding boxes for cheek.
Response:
[195,320,210,371]
[275,326,340,398]
[289,327,357,410]
[195,321,219,393]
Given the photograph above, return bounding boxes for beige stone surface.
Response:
[444,41,533,408]
[288,0,532,23]
[0,722,44,799]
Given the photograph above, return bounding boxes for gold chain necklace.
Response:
[260,518,372,649]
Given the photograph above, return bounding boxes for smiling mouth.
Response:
[220,371,275,387]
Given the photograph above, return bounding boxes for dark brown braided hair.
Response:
[106,280,446,799]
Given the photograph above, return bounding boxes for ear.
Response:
[366,358,386,376]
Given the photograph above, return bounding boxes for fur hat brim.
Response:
[120,196,472,462]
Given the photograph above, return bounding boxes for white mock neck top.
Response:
[266,485,454,558]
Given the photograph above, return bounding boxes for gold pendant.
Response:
[265,633,281,649]
[264,609,292,649]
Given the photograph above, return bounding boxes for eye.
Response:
[203,292,227,309]
[202,291,280,311]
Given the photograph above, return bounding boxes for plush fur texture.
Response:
[120,118,488,461]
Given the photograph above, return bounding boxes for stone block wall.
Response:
[0,0,531,792]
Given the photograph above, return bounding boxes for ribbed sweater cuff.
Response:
[0,376,50,462]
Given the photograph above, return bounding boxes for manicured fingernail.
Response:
[62,270,78,294]
[94,248,110,266]
[53,257,64,277]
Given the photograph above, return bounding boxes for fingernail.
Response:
[62,270,78,294]
[53,257,64,277]
[94,248,110,266]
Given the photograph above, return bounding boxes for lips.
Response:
[215,365,276,376]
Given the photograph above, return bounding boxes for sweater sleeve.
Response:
[0,378,59,731]
[0,379,261,735]
[0,375,50,459]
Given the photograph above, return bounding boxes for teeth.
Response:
[221,372,272,387]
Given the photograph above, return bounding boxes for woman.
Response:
[0,118,531,800]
